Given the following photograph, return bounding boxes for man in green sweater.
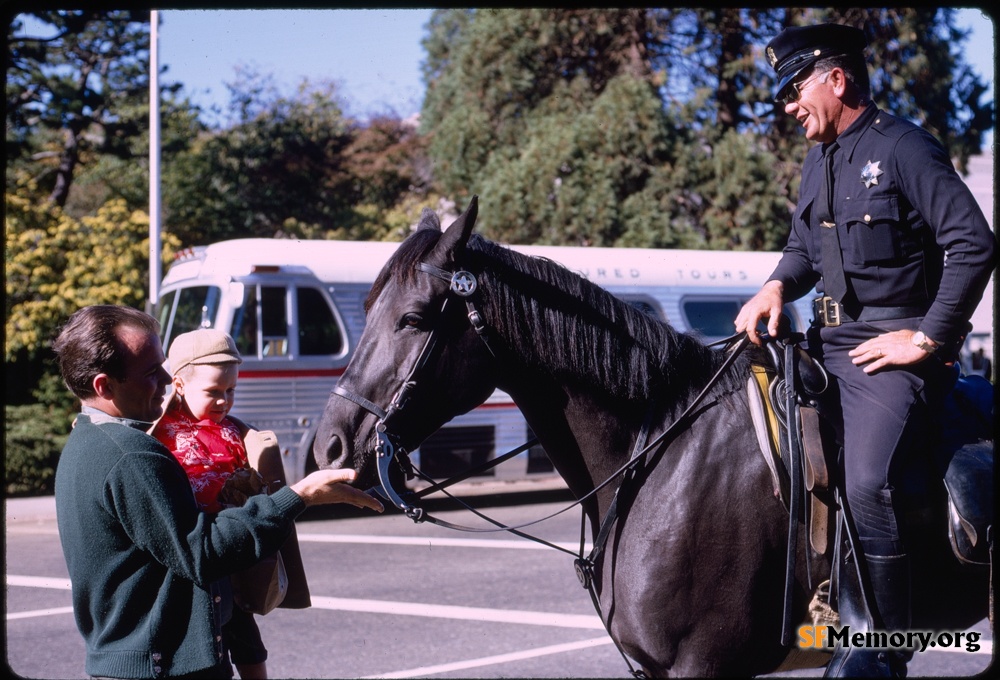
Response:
[53,305,383,679]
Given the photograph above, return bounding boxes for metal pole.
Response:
[148,9,162,314]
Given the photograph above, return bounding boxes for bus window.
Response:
[618,295,665,321]
[232,285,289,359]
[682,299,741,340]
[260,286,289,357]
[233,286,258,358]
[681,297,802,341]
[162,286,221,348]
[297,287,345,356]
[156,290,176,339]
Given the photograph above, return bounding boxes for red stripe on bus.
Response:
[237,369,347,379]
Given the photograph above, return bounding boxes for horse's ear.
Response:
[435,195,478,258]
[416,207,442,232]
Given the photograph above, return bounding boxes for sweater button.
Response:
[153,666,162,674]
[214,595,222,603]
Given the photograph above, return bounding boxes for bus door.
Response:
[227,272,351,482]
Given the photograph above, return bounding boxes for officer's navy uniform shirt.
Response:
[769,105,995,348]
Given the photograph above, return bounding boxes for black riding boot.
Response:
[824,552,911,678]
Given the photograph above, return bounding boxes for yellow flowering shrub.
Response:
[5,193,180,360]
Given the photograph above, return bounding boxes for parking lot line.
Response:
[309,595,605,629]
[297,532,590,552]
[361,636,615,679]
[7,573,604,630]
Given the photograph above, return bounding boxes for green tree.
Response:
[5,9,157,209]
[162,69,434,246]
[419,8,991,249]
[163,71,358,244]
[421,8,669,244]
[5,190,179,363]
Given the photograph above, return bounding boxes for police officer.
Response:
[735,23,996,678]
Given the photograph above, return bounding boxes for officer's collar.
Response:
[831,104,880,163]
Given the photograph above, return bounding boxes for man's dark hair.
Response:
[53,305,161,400]
[815,53,872,103]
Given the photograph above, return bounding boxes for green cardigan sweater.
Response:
[55,414,306,678]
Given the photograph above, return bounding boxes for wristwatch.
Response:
[911,331,939,354]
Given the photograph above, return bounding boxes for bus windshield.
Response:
[157,285,222,348]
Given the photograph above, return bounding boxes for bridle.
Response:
[330,259,497,521]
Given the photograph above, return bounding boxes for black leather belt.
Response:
[812,296,926,327]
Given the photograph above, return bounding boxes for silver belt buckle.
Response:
[814,296,841,327]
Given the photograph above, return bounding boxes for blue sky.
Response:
[158,8,433,126]
[157,8,995,133]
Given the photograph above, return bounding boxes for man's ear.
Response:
[830,66,848,97]
[92,373,116,400]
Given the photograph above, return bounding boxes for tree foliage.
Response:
[5,189,179,362]
[420,7,992,248]
[5,403,71,496]
[5,9,157,208]
[161,70,432,245]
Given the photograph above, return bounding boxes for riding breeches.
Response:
[808,318,956,558]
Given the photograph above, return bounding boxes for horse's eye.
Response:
[401,313,423,329]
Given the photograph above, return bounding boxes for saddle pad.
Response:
[747,366,831,555]
[747,366,787,505]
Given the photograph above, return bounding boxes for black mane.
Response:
[468,236,738,402]
[368,229,744,403]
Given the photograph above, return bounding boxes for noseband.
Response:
[330,260,492,519]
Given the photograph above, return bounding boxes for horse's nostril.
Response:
[315,434,344,469]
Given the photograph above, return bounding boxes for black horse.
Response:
[314,198,989,677]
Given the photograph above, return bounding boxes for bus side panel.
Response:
[230,374,340,484]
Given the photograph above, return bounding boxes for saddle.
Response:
[747,338,835,556]
[938,371,995,565]
[747,338,995,566]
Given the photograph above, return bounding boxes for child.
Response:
[150,329,282,679]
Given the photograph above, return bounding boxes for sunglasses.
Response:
[780,70,832,105]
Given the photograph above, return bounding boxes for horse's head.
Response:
[313,197,500,495]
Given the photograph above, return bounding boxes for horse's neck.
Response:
[502,369,643,514]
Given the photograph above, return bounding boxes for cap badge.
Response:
[767,46,777,67]
[860,160,883,188]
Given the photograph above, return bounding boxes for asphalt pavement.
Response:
[5,491,994,679]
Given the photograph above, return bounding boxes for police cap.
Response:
[766,23,867,102]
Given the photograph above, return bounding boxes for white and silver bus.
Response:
[155,238,992,485]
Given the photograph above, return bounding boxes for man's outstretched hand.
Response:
[291,469,384,512]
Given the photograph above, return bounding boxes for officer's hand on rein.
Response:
[849,330,931,374]
[735,281,785,346]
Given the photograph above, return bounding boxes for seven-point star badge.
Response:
[861,160,883,188]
